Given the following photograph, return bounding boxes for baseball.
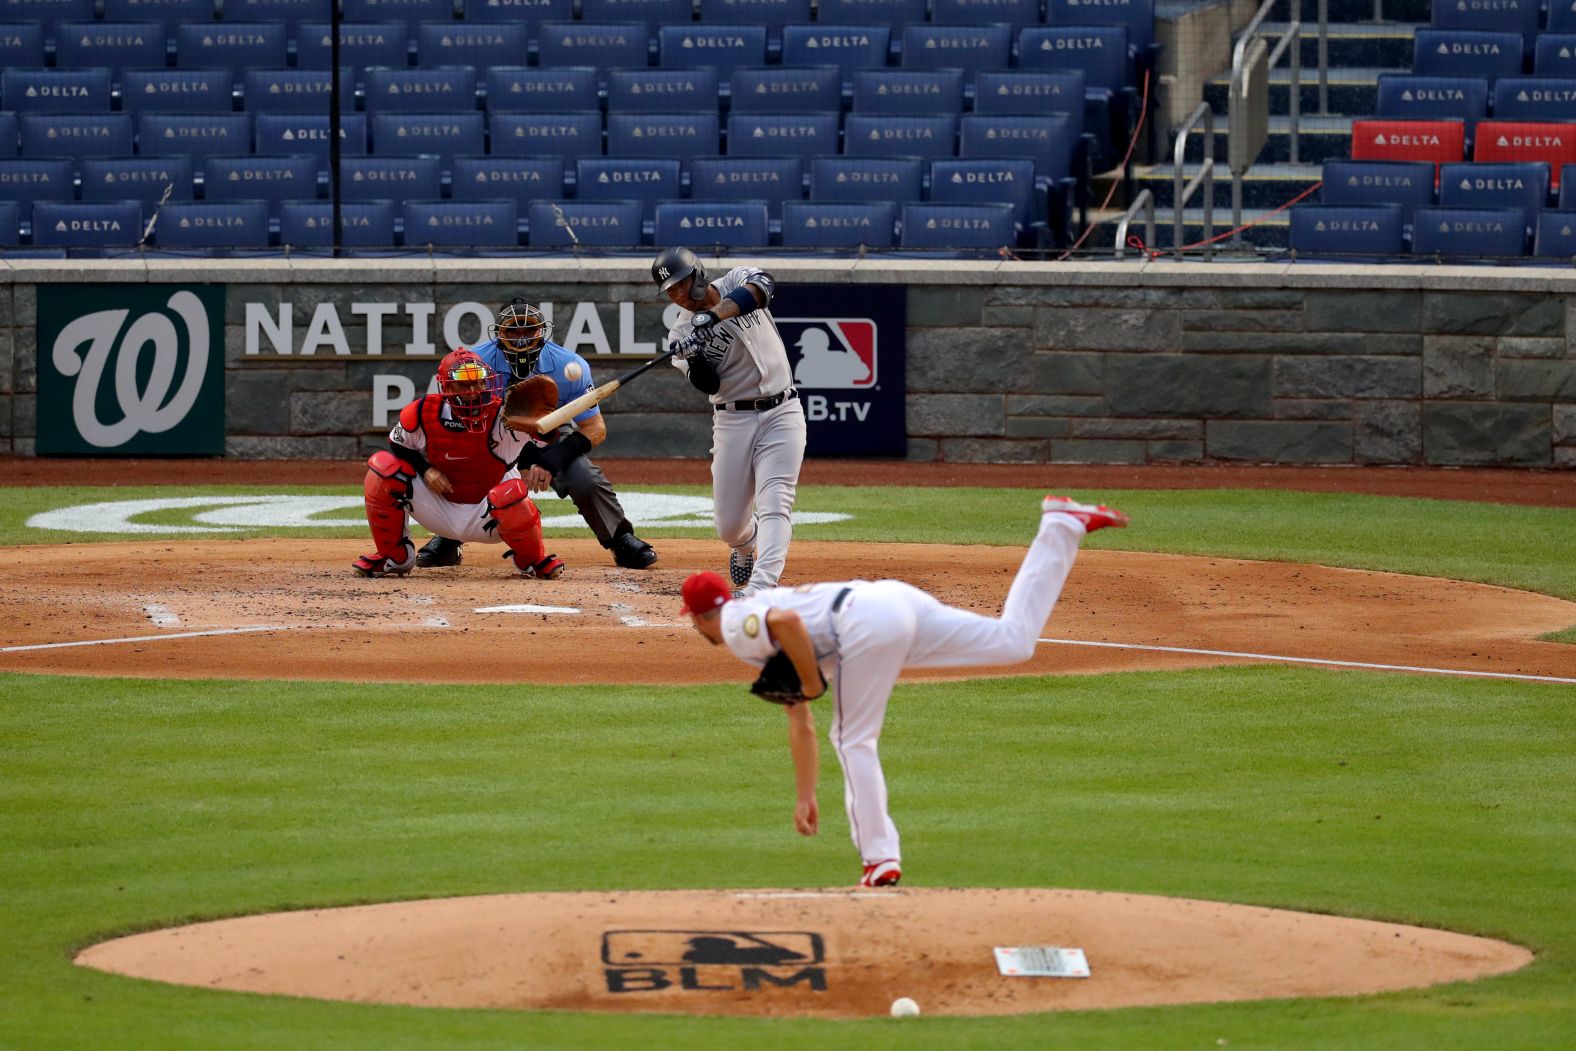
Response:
[890,996,920,1018]
[562,362,583,382]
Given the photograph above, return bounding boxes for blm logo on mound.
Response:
[602,930,827,995]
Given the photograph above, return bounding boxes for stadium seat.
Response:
[0,113,15,159]
[1533,210,1576,256]
[725,112,839,159]
[1350,118,1467,170]
[1473,122,1576,190]
[363,67,479,114]
[463,0,575,33]
[1438,161,1550,223]
[80,156,195,206]
[816,0,925,27]
[1375,75,1489,129]
[852,69,965,116]
[781,25,891,87]
[1017,27,1130,94]
[528,198,643,246]
[583,0,695,31]
[688,155,804,215]
[606,67,719,113]
[55,23,168,74]
[1288,204,1407,256]
[203,155,320,213]
[343,0,454,28]
[175,24,288,81]
[154,200,270,249]
[959,114,1075,182]
[1492,78,1576,122]
[403,199,518,248]
[2,69,113,113]
[1564,165,1576,208]
[1046,0,1156,54]
[657,25,768,89]
[22,113,134,159]
[844,114,957,161]
[243,70,352,113]
[297,22,410,72]
[575,157,683,222]
[932,0,1040,28]
[1534,35,1576,76]
[226,0,333,38]
[654,200,770,248]
[451,155,566,208]
[489,111,602,160]
[417,22,526,71]
[1320,160,1436,231]
[280,199,397,248]
[488,67,601,112]
[729,66,842,113]
[138,113,251,157]
[900,25,1011,74]
[699,0,810,60]
[810,156,924,204]
[0,159,74,221]
[0,200,18,246]
[975,70,1086,119]
[1551,0,1576,31]
[255,114,369,162]
[607,112,718,158]
[105,0,213,34]
[3,0,95,45]
[929,157,1038,234]
[899,201,1015,251]
[1428,0,1538,41]
[536,23,652,70]
[121,69,233,114]
[1410,29,1524,79]
[1411,205,1528,256]
[370,112,485,156]
[342,155,442,205]
[33,200,143,248]
[0,25,46,70]
[780,199,896,247]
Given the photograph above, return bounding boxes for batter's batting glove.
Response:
[689,310,717,332]
[669,336,700,360]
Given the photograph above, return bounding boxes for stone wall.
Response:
[2,257,1572,467]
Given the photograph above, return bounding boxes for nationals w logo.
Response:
[37,285,226,454]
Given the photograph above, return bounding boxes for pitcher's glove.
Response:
[750,652,825,706]
[503,374,559,434]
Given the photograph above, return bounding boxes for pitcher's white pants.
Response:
[828,512,1085,865]
[711,398,807,591]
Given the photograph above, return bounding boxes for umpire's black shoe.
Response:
[416,535,463,568]
[611,532,658,569]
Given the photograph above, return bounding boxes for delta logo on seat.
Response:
[1313,218,1384,232]
[1496,133,1565,147]
[1436,41,1501,55]
[676,215,746,229]
[1398,87,1466,101]
[1436,218,1508,233]
[1374,130,1443,146]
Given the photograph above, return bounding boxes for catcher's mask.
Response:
[652,246,707,302]
[491,299,551,376]
[437,349,499,433]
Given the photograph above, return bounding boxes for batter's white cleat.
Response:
[1042,495,1129,532]
[859,859,902,888]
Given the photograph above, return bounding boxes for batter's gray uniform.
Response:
[668,266,807,594]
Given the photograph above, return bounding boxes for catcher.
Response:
[416,299,659,572]
[679,494,1130,888]
[352,348,566,581]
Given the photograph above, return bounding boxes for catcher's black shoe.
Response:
[416,535,462,568]
[612,532,658,569]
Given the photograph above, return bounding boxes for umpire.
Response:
[415,299,658,571]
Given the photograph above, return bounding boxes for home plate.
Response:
[474,604,582,615]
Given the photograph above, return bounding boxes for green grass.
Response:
[2,667,1574,1050]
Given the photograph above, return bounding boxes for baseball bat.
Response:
[534,345,682,433]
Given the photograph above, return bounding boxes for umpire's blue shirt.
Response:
[471,338,600,426]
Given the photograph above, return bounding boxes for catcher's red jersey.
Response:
[396,395,514,504]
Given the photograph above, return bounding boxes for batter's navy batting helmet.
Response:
[652,246,706,295]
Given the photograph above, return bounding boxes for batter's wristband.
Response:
[725,286,759,316]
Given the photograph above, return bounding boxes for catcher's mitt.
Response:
[502,374,559,434]
[750,651,820,706]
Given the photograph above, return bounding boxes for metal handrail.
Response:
[1172,103,1215,261]
[1227,0,1311,253]
[1115,189,1155,260]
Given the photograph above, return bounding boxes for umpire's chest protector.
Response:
[409,396,511,504]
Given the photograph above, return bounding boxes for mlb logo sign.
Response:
[778,318,878,390]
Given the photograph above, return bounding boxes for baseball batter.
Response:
[655,247,806,595]
[416,300,658,572]
[353,349,564,581]
[679,495,1130,887]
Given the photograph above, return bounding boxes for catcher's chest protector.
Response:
[416,396,510,504]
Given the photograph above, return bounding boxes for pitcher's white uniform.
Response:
[668,265,807,594]
[717,510,1089,866]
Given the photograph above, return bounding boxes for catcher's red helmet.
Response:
[437,349,500,432]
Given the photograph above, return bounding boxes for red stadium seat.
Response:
[1472,121,1576,190]
[1350,120,1467,179]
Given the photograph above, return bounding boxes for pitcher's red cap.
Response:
[680,571,731,615]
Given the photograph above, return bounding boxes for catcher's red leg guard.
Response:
[356,451,417,577]
[486,478,563,579]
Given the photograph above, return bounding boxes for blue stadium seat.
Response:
[527,199,642,246]
[1534,210,1576,256]
[844,114,957,160]
[403,199,519,248]
[584,0,695,31]
[1017,26,1130,94]
[256,114,369,161]
[1375,75,1490,128]
[2,69,114,114]
[1551,0,1576,31]
[959,113,1075,182]
[781,199,896,247]
[175,24,288,80]
[297,22,410,72]
[816,0,925,27]
[0,200,19,246]
[464,0,572,60]
[575,157,683,220]
[1429,0,1538,41]
[929,157,1038,234]
[343,0,454,27]
[244,70,352,113]
[3,0,95,44]
[451,155,565,207]
[654,200,770,247]
[1564,164,1576,208]
[121,69,233,113]
[370,112,484,155]
[781,25,890,85]
[1535,35,1576,76]
[22,113,134,159]
[0,113,15,159]
[931,0,1039,27]
[1492,78,1576,121]
[155,199,270,248]
[280,200,397,247]
[657,25,768,88]
[33,200,143,248]
[55,23,168,73]
[853,69,965,115]
[900,25,1011,73]
[489,111,602,160]
[0,159,73,221]
[699,0,810,60]
[810,155,924,203]
[1320,159,1435,229]
[80,156,194,206]
[204,155,320,212]
[899,201,1015,250]
[1046,0,1156,54]
[342,155,442,204]
[0,25,46,70]
[688,155,804,214]
[1411,206,1528,256]
[137,113,247,156]
[487,66,601,112]
[105,0,214,33]
[363,67,479,114]
[417,22,526,70]
[1438,162,1549,225]
[1288,204,1406,256]
[607,112,719,158]
[606,67,718,113]
[1411,29,1524,79]
[226,0,332,40]
[975,70,1083,118]
[536,23,652,70]
[729,66,842,112]
[726,112,838,159]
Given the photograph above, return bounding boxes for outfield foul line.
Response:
[1039,637,1576,686]
[1,625,291,653]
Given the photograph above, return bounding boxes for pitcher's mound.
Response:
[75,888,1530,1018]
